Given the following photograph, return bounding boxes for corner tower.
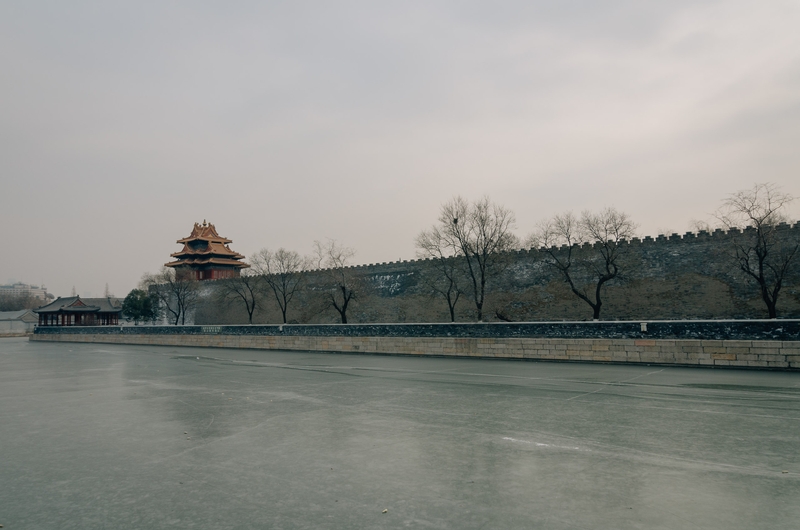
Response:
[165,221,249,280]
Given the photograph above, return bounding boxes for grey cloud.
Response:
[1,1,798,297]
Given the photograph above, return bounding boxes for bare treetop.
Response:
[528,207,637,320]
[420,196,518,321]
[253,248,308,278]
[314,239,356,271]
[529,209,636,251]
[714,182,798,318]
[251,248,310,324]
[716,182,795,230]
[416,222,467,322]
[582,207,637,246]
[141,267,199,325]
[528,211,582,249]
[313,239,358,323]
[216,267,262,324]
[440,196,518,258]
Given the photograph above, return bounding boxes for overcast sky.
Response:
[2,1,799,298]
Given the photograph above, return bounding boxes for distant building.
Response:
[34,296,122,326]
[0,282,53,301]
[165,221,249,280]
[0,310,38,335]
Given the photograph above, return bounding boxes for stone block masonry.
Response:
[193,223,800,325]
[31,321,800,371]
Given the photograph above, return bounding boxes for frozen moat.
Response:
[1,337,798,529]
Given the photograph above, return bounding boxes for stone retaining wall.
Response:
[31,329,800,370]
[31,320,800,340]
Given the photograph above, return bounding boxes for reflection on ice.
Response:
[502,436,585,451]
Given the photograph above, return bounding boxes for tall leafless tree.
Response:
[415,226,465,322]
[420,196,518,321]
[217,269,261,324]
[714,183,798,318]
[141,267,199,325]
[529,208,637,320]
[313,239,358,323]
[251,248,309,324]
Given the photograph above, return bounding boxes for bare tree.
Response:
[217,269,261,324]
[688,218,713,233]
[420,196,518,321]
[714,182,798,318]
[141,267,199,325]
[251,248,309,324]
[529,208,637,320]
[415,226,465,322]
[313,239,357,323]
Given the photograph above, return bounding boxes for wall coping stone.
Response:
[33,320,800,341]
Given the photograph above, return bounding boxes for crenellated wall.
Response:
[194,223,800,324]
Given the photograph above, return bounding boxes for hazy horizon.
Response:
[2,1,799,298]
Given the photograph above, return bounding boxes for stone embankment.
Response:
[31,321,800,370]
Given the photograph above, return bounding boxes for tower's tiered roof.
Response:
[165,221,249,272]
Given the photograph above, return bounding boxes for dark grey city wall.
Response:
[33,320,800,341]
[195,224,800,325]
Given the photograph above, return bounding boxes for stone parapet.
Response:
[31,323,800,371]
[31,320,800,340]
